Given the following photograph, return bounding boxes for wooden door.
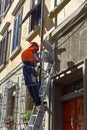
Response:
[63,96,84,130]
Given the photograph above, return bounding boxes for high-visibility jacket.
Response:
[21,47,38,63]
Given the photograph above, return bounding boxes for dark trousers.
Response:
[23,62,41,106]
[27,85,41,106]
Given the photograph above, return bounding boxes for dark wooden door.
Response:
[63,96,84,130]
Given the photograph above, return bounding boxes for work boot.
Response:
[41,101,48,110]
[35,105,40,112]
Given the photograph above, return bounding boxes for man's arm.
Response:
[33,50,40,62]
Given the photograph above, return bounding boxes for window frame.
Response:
[2,85,16,122]
[29,0,41,32]
[0,0,13,18]
[51,0,62,11]
[49,0,71,18]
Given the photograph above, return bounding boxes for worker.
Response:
[21,42,41,106]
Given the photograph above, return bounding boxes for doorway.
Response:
[63,96,84,130]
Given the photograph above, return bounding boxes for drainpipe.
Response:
[39,0,44,86]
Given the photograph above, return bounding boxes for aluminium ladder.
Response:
[25,40,54,130]
[25,63,54,130]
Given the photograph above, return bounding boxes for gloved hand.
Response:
[36,65,41,76]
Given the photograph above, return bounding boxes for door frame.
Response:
[83,59,87,130]
[51,59,87,130]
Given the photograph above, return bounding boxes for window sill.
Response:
[10,46,21,60]
[12,0,25,16]
[26,25,40,42]
[0,64,5,72]
[0,22,10,35]
[48,0,71,18]
[49,0,87,40]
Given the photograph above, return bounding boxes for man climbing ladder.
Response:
[21,40,54,130]
[21,41,42,107]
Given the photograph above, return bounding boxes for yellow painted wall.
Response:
[0,0,85,81]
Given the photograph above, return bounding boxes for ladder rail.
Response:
[25,64,54,130]
[25,41,55,130]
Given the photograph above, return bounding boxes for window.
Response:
[26,93,33,111]
[51,0,62,10]
[0,0,13,23]
[0,0,12,15]
[0,29,10,66]
[12,9,22,52]
[2,86,16,125]
[29,0,41,31]
[62,79,83,96]
[49,0,70,18]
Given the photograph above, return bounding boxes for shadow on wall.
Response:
[42,4,55,34]
[54,47,66,73]
[67,61,75,68]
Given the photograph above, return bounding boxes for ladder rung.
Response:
[39,94,44,97]
[32,114,37,117]
[28,125,34,127]
[41,85,47,88]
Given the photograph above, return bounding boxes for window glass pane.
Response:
[29,0,41,31]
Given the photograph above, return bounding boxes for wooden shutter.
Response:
[6,30,11,61]
[9,96,15,116]
[0,30,9,66]
[26,96,33,110]
[16,9,22,47]
[2,87,8,120]
[12,19,17,52]
[7,88,14,116]
[0,95,2,118]
[0,40,4,65]
[28,97,33,110]
[4,0,11,12]
[0,41,2,66]
[3,30,8,64]
[1,0,5,15]
[12,9,22,52]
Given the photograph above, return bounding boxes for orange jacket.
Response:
[21,47,37,63]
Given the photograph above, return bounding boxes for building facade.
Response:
[0,0,87,130]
